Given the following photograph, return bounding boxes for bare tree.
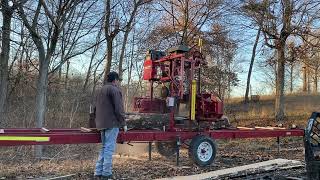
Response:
[302,64,309,92]
[286,41,300,93]
[43,0,104,91]
[243,0,320,121]
[118,0,152,80]
[49,0,103,76]
[163,0,222,45]
[201,24,239,100]
[83,24,104,92]
[301,36,320,93]
[0,0,15,124]
[144,0,222,50]
[16,0,84,157]
[103,0,120,81]
[244,28,261,103]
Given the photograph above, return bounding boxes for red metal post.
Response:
[169,59,176,131]
[150,80,153,100]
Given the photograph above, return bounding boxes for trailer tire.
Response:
[188,135,216,166]
[156,141,176,158]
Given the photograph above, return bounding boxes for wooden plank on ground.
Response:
[157,159,302,180]
[33,174,77,180]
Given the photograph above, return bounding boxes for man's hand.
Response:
[120,124,128,132]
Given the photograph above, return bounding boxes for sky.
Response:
[5,0,312,99]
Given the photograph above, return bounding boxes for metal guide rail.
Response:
[0,126,305,166]
[0,127,304,146]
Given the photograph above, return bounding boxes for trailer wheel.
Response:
[156,141,176,158]
[188,135,216,166]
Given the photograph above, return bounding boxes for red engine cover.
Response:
[196,94,223,121]
[133,97,168,113]
[143,60,155,80]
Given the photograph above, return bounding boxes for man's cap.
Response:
[107,71,122,82]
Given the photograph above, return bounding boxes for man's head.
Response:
[106,71,121,85]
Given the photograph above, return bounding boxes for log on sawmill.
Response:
[125,113,170,130]
[90,112,227,130]
[89,112,170,129]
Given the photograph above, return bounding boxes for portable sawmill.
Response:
[0,44,306,167]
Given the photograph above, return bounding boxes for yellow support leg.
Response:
[191,80,196,120]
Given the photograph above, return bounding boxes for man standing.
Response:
[94,72,125,179]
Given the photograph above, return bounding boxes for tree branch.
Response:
[40,0,59,27]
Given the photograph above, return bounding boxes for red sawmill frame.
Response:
[0,128,304,146]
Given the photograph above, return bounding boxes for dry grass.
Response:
[0,159,95,178]
[226,93,320,128]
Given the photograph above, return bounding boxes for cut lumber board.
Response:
[255,126,276,130]
[80,127,92,132]
[157,159,303,180]
[254,126,286,130]
[237,127,255,130]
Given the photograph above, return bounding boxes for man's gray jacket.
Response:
[94,83,125,129]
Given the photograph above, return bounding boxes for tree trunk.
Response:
[303,64,307,92]
[92,66,98,102]
[126,59,134,111]
[125,28,136,111]
[118,2,139,80]
[35,58,49,129]
[83,25,102,91]
[308,68,311,93]
[275,43,285,122]
[58,67,62,81]
[65,60,70,89]
[35,26,60,158]
[290,63,293,93]
[0,2,13,125]
[314,68,318,94]
[83,57,93,92]
[103,39,113,82]
[119,30,130,80]
[181,0,189,45]
[34,50,48,158]
[244,28,260,103]
[103,0,113,82]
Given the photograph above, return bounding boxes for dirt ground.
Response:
[0,99,312,180]
[0,136,306,180]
